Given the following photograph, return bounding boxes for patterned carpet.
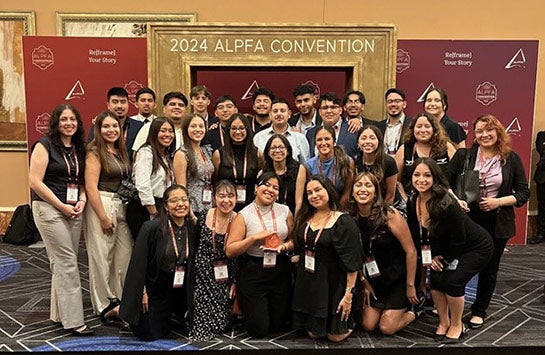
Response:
[1,241,545,352]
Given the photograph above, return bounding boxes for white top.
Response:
[133,145,174,206]
[130,113,156,123]
[253,127,310,163]
[239,202,290,257]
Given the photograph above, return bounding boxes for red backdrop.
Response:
[397,40,538,244]
[22,36,147,149]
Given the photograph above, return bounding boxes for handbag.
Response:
[117,176,140,204]
[454,152,480,204]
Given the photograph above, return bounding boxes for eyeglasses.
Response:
[269,145,286,152]
[167,197,189,204]
[386,99,404,104]
[230,126,246,132]
[319,105,340,111]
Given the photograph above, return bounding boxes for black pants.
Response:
[469,207,508,318]
[537,183,545,236]
[126,198,162,240]
[238,255,292,338]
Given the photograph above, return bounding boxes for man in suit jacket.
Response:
[306,92,359,158]
[376,88,411,156]
[531,130,545,244]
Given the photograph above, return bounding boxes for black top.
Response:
[217,143,259,211]
[32,136,84,204]
[269,162,300,214]
[292,214,363,318]
[207,125,227,152]
[440,114,467,145]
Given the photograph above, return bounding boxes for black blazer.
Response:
[119,218,197,326]
[534,131,545,184]
[448,145,530,239]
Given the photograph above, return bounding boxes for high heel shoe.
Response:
[441,327,465,344]
[468,316,484,329]
[434,332,446,342]
[69,324,94,336]
[100,297,121,323]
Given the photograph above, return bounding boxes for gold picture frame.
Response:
[56,12,197,37]
[0,11,35,151]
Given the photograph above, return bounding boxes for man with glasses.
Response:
[377,88,411,156]
[306,92,359,158]
[253,98,310,163]
[208,95,239,151]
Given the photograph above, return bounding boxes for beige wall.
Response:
[1,0,544,209]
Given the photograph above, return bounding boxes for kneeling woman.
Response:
[407,158,493,343]
[351,172,419,335]
[292,175,363,342]
[226,172,294,338]
[119,185,196,341]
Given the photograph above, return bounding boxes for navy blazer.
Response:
[448,145,530,239]
[306,120,359,159]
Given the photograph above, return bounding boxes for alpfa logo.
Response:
[417,83,435,103]
[505,49,526,69]
[475,82,497,106]
[65,80,85,100]
[242,80,260,100]
[506,117,522,136]
[396,49,410,74]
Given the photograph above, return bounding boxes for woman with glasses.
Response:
[212,113,263,212]
[260,134,306,215]
[448,115,529,330]
[127,117,177,238]
[173,113,214,218]
[226,172,294,338]
[190,180,239,341]
[120,185,197,341]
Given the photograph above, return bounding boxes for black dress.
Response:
[190,211,238,341]
[216,143,259,212]
[357,216,408,309]
[292,214,363,337]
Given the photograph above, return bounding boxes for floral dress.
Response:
[190,210,238,342]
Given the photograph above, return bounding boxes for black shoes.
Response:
[100,297,121,323]
[468,316,484,329]
[530,235,545,244]
[70,324,94,336]
[434,332,446,342]
[408,292,426,318]
[441,327,465,344]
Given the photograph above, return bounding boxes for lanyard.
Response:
[62,148,79,181]
[417,196,428,245]
[168,220,189,266]
[108,150,128,178]
[303,211,332,250]
[232,150,248,184]
[476,149,498,192]
[211,209,234,256]
[197,147,212,182]
[254,203,277,233]
[357,215,374,256]
[318,157,336,186]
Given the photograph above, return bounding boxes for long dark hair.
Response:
[87,111,130,174]
[355,125,386,183]
[350,172,390,240]
[314,125,351,184]
[222,113,259,169]
[141,116,176,175]
[403,112,449,159]
[48,104,87,164]
[262,134,298,177]
[411,157,457,233]
[181,113,207,178]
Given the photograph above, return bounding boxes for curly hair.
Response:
[403,112,449,159]
[48,104,87,163]
[473,114,511,161]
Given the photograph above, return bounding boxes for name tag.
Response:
[365,257,381,278]
[421,245,432,267]
[203,184,213,205]
[305,250,316,273]
[66,183,79,205]
[236,186,246,204]
[214,261,229,282]
[173,265,185,288]
[263,252,277,268]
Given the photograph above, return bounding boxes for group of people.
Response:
[28,83,530,344]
